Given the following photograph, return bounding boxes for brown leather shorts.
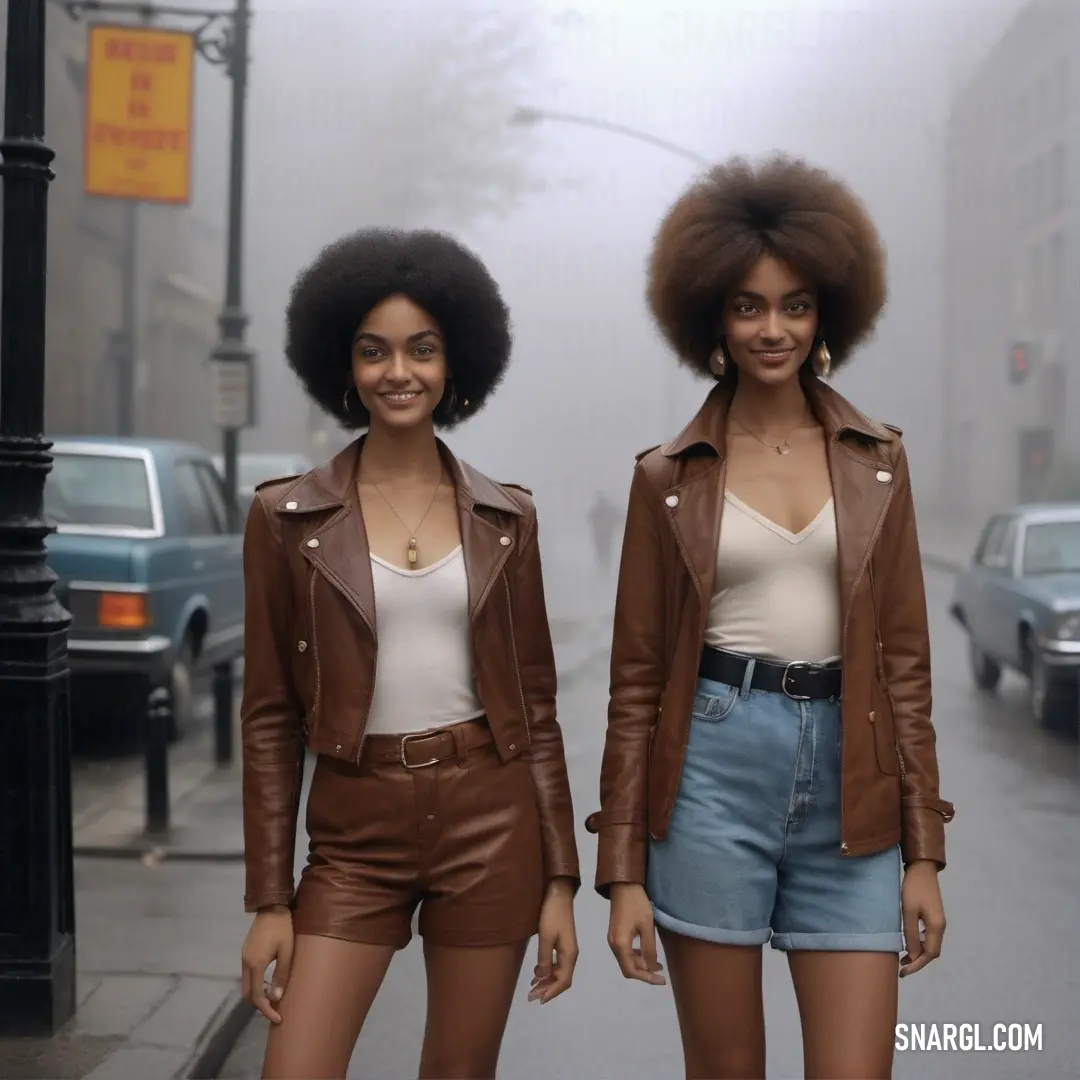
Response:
[292,717,544,949]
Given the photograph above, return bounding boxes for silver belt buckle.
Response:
[399,731,440,769]
[781,661,815,701]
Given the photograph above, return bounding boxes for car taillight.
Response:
[97,592,148,629]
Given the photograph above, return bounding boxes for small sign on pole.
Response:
[83,24,196,204]
[211,358,253,430]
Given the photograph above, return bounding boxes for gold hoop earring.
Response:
[813,341,832,378]
[709,344,727,377]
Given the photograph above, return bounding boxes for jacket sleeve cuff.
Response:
[900,797,955,869]
[545,868,582,895]
[243,888,294,914]
[592,822,648,898]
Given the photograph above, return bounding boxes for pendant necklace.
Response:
[368,472,444,566]
[730,407,810,456]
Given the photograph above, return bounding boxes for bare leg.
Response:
[788,951,898,1079]
[262,934,396,1080]
[659,928,766,1080]
[418,939,530,1079]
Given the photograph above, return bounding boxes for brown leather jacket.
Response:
[240,437,580,912]
[585,376,954,896]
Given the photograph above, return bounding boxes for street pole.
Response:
[115,168,139,435]
[214,0,253,535]
[0,0,78,1037]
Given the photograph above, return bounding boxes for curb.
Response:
[181,985,254,1079]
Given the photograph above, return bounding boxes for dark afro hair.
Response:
[285,228,512,429]
[647,154,887,377]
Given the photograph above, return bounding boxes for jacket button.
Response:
[868,710,875,723]
[500,536,511,546]
[841,842,850,853]
[665,495,679,507]
[875,470,892,483]
[335,744,342,752]
[307,538,320,548]
[297,641,307,652]
[285,501,298,510]
[508,743,516,751]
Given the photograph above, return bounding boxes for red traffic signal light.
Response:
[1009,342,1034,383]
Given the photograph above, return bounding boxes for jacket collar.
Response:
[272,435,525,518]
[662,373,895,459]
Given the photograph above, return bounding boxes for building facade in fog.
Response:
[0,3,222,448]
[942,0,1079,513]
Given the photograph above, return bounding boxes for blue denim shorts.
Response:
[647,668,903,952]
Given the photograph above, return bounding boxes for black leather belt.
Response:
[698,646,841,701]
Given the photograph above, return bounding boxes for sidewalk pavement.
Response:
[0,613,612,1080]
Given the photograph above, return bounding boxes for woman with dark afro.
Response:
[589,156,954,1079]
[238,228,579,1079]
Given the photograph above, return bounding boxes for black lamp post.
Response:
[0,0,78,1036]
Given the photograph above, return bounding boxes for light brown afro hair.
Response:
[647,154,887,377]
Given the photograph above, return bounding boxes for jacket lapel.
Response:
[273,440,376,634]
[663,455,725,603]
[807,378,898,638]
[661,382,731,603]
[452,455,525,624]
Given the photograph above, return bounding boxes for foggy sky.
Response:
[179,0,1027,560]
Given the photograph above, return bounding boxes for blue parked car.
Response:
[44,438,246,746]
[949,503,1080,730]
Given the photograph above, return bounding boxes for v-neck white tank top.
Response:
[703,491,841,664]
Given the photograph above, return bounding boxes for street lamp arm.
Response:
[56,1,239,70]
[512,106,709,168]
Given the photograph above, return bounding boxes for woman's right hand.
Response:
[241,905,295,1023]
[607,883,666,985]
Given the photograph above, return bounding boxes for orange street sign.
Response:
[83,24,195,204]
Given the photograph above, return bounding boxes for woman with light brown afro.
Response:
[589,156,954,1080]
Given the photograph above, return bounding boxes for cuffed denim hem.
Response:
[770,930,905,953]
[652,903,772,946]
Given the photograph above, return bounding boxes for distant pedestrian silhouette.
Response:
[587,492,620,573]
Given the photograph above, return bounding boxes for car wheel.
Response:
[967,639,1002,692]
[167,636,196,742]
[1028,649,1073,730]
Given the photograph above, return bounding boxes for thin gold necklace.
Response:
[729,406,811,456]
[364,472,444,566]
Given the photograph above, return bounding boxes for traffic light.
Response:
[1009,342,1035,384]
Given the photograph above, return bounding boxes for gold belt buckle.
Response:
[400,731,441,769]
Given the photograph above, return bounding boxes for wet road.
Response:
[219,566,1079,1079]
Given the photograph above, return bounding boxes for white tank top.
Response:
[704,491,842,664]
[364,546,485,735]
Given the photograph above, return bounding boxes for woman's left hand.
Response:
[529,878,578,1003]
[900,859,946,978]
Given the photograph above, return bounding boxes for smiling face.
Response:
[721,254,819,387]
[350,293,447,430]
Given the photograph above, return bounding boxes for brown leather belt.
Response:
[361,716,494,769]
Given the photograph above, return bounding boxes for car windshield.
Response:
[1022,520,1080,575]
[45,453,155,530]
